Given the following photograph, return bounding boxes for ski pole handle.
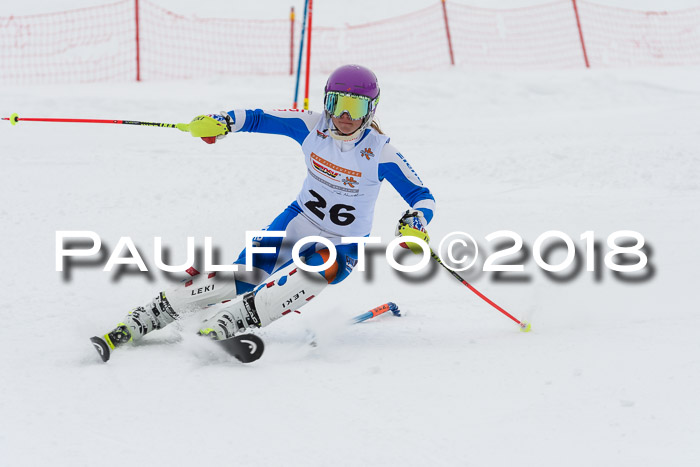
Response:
[3,113,190,132]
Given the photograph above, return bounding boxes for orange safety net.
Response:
[1,0,699,83]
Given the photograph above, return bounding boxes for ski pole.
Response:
[3,113,190,132]
[352,302,401,324]
[430,248,531,332]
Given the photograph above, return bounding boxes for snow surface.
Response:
[2,66,699,467]
[2,0,700,464]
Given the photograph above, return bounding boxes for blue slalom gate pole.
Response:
[292,0,309,109]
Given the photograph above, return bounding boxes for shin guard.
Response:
[125,271,239,340]
[200,264,328,340]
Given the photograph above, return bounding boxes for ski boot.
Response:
[90,323,132,363]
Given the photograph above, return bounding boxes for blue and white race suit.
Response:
[226,109,436,293]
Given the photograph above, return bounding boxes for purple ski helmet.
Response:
[324,64,380,100]
[324,64,380,140]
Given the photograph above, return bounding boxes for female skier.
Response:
[91,64,435,361]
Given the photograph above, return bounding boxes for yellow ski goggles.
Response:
[324,91,378,120]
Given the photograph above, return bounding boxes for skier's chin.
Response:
[336,126,355,135]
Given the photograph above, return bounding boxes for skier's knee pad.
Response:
[306,243,359,285]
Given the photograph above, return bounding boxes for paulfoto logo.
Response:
[55,229,651,278]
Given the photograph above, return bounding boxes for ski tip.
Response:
[216,333,265,364]
[519,321,532,333]
[90,336,111,362]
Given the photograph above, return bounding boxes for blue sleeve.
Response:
[379,162,435,224]
[232,109,315,146]
[416,207,434,223]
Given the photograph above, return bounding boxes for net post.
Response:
[441,0,455,66]
[571,0,590,68]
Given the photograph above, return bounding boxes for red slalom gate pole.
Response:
[441,0,455,66]
[292,0,309,109]
[571,0,590,68]
[303,0,313,110]
[135,0,141,81]
[290,7,295,76]
[430,249,531,332]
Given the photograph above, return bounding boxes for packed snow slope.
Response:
[1,67,699,466]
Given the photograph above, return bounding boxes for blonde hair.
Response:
[370,120,384,134]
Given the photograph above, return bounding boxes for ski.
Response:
[90,336,111,362]
[90,299,397,364]
[214,333,265,363]
[89,332,265,364]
